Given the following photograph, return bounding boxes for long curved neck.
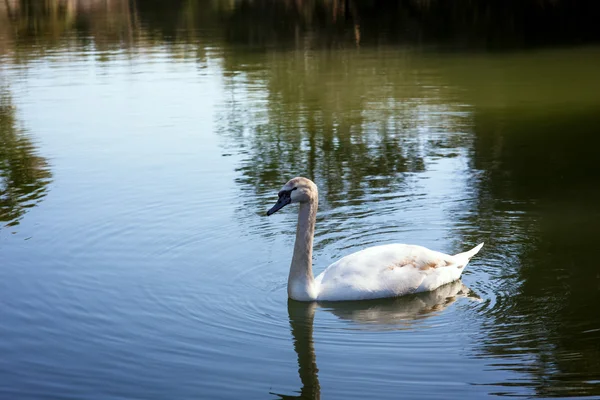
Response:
[288,197,318,301]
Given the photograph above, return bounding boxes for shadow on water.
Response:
[0,87,51,229]
[275,280,475,399]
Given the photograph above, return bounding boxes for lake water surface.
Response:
[2,1,600,399]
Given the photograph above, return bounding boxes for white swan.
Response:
[267,177,484,302]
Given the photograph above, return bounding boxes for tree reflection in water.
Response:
[467,106,600,397]
[0,88,52,228]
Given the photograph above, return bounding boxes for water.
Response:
[2,1,600,398]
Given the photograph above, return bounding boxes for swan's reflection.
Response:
[322,279,477,328]
[272,280,477,399]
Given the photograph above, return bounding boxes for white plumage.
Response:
[314,243,483,301]
[267,177,483,302]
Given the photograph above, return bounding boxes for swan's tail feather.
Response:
[454,242,484,261]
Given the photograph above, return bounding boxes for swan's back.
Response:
[314,243,481,301]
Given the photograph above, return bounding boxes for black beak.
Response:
[266,196,291,216]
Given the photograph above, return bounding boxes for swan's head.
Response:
[266,177,318,216]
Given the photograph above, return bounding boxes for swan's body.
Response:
[313,242,482,301]
[267,177,483,302]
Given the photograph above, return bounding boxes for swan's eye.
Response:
[278,187,297,198]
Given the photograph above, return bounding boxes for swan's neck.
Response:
[288,199,318,301]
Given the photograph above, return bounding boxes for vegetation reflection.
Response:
[469,106,600,397]
[2,0,599,57]
[0,88,52,228]
[218,48,471,212]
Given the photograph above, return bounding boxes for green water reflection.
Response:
[470,106,600,396]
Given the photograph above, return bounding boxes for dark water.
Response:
[2,1,600,398]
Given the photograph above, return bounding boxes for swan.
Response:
[266,177,484,302]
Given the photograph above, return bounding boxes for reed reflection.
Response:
[274,281,474,399]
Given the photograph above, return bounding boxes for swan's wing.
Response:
[315,243,461,301]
